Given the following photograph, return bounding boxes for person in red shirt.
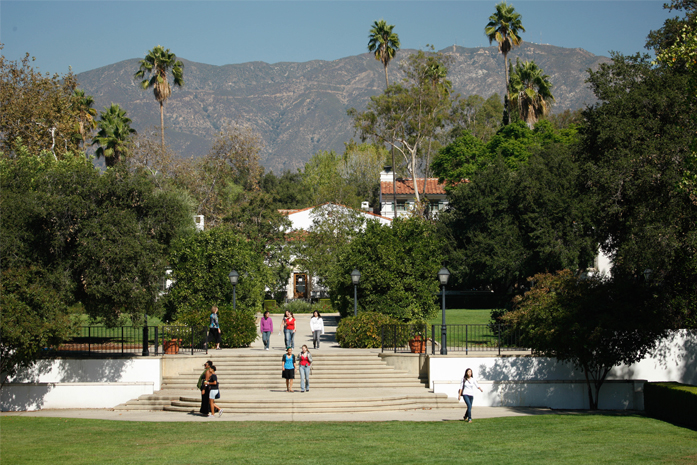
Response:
[282,310,296,349]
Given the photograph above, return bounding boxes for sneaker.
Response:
[208,413,215,417]
[218,409,224,417]
[265,348,269,351]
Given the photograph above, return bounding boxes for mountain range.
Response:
[76,43,610,173]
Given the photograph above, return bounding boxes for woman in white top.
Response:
[310,311,324,349]
[458,368,483,422]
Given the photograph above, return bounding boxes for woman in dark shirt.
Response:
[205,365,223,417]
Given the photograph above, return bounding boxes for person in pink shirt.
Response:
[260,311,273,350]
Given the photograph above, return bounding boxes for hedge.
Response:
[644,382,697,429]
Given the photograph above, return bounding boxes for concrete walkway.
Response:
[0,405,553,422]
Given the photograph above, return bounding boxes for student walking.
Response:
[208,306,222,350]
[281,347,296,392]
[198,360,213,415]
[310,311,324,349]
[282,310,296,349]
[260,311,273,350]
[458,368,483,422]
[205,365,223,417]
[298,345,313,392]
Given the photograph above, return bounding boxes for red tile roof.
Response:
[381,178,447,195]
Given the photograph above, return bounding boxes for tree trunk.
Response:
[384,64,389,89]
[503,52,510,125]
[160,101,165,153]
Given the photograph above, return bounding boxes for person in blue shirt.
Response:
[209,306,222,350]
[281,347,296,392]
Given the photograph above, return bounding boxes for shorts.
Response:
[209,389,219,398]
[282,369,295,379]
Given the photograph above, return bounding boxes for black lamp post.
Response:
[229,270,239,310]
[351,269,361,317]
[438,267,450,355]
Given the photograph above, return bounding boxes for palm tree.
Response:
[92,103,136,167]
[485,2,525,122]
[368,20,401,89]
[134,45,184,152]
[72,89,98,150]
[508,58,555,128]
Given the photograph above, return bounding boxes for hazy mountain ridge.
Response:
[77,43,610,172]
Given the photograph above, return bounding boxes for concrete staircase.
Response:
[116,352,460,413]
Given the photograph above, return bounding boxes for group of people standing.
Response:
[281,344,313,392]
[198,360,223,417]
[259,310,325,351]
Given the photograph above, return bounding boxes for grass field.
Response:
[2,414,696,464]
[427,309,494,326]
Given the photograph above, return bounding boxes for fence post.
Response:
[88,326,91,356]
[431,325,435,355]
[498,324,501,356]
[154,326,159,355]
[121,327,124,354]
[381,326,384,353]
[466,325,468,356]
[393,325,397,354]
[191,326,194,355]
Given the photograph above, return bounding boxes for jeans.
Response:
[313,330,321,348]
[463,395,473,420]
[284,329,295,349]
[299,365,310,391]
[262,331,271,349]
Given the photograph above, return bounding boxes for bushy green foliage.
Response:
[326,217,443,320]
[175,304,257,348]
[335,312,401,348]
[0,267,78,385]
[165,226,267,322]
[0,147,194,325]
[282,300,313,314]
[645,382,697,429]
[432,120,578,185]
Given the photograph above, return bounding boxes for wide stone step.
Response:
[164,371,412,381]
[161,381,425,390]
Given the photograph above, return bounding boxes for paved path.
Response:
[0,406,554,422]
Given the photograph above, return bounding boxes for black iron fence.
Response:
[46,326,209,356]
[381,324,528,355]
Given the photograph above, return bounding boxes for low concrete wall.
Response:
[432,379,645,410]
[378,353,429,381]
[1,358,161,411]
[161,355,211,378]
[429,330,696,410]
[1,382,154,411]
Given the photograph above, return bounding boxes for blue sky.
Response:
[1,1,675,76]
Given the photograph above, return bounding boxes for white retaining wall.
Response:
[430,330,696,410]
[1,358,161,411]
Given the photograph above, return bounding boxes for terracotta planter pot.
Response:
[163,339,181,354]
[408,336,426,354]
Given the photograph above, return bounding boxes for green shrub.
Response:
[313,299,333,314]
[282,300,313,314]
[335,312,401,348]
[264,300,280,313]
[175,303,257,348]
[645,382,697,428]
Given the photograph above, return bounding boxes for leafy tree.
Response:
[367,19,401,88]
[303,150,361,207]
[508,58,554,129]
[437,144,596,306]
[504,270,668,409]
[449,93,504,143]
[0,267,78,386]
[579,52,697,328]
[326,217,444,320]
[92,103,136,167]
[261,169,311,209]
[165,227,268,326]
[432,120,578,186]
[0,48,81,158]
[485,1,525,122]
[349,50,453,204]
[0,146,195,325]
[134,45,184,152]
[71,89,98,149]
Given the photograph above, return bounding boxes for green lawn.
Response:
[427,309,493,326]
[1,414,695,464]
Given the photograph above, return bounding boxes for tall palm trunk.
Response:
[503,52,510,121]
[159,101,165,153]
[384,64,389,89]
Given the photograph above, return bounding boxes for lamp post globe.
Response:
[229,270,239,310]
[437,267,450,355]
[351,269,361,317]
